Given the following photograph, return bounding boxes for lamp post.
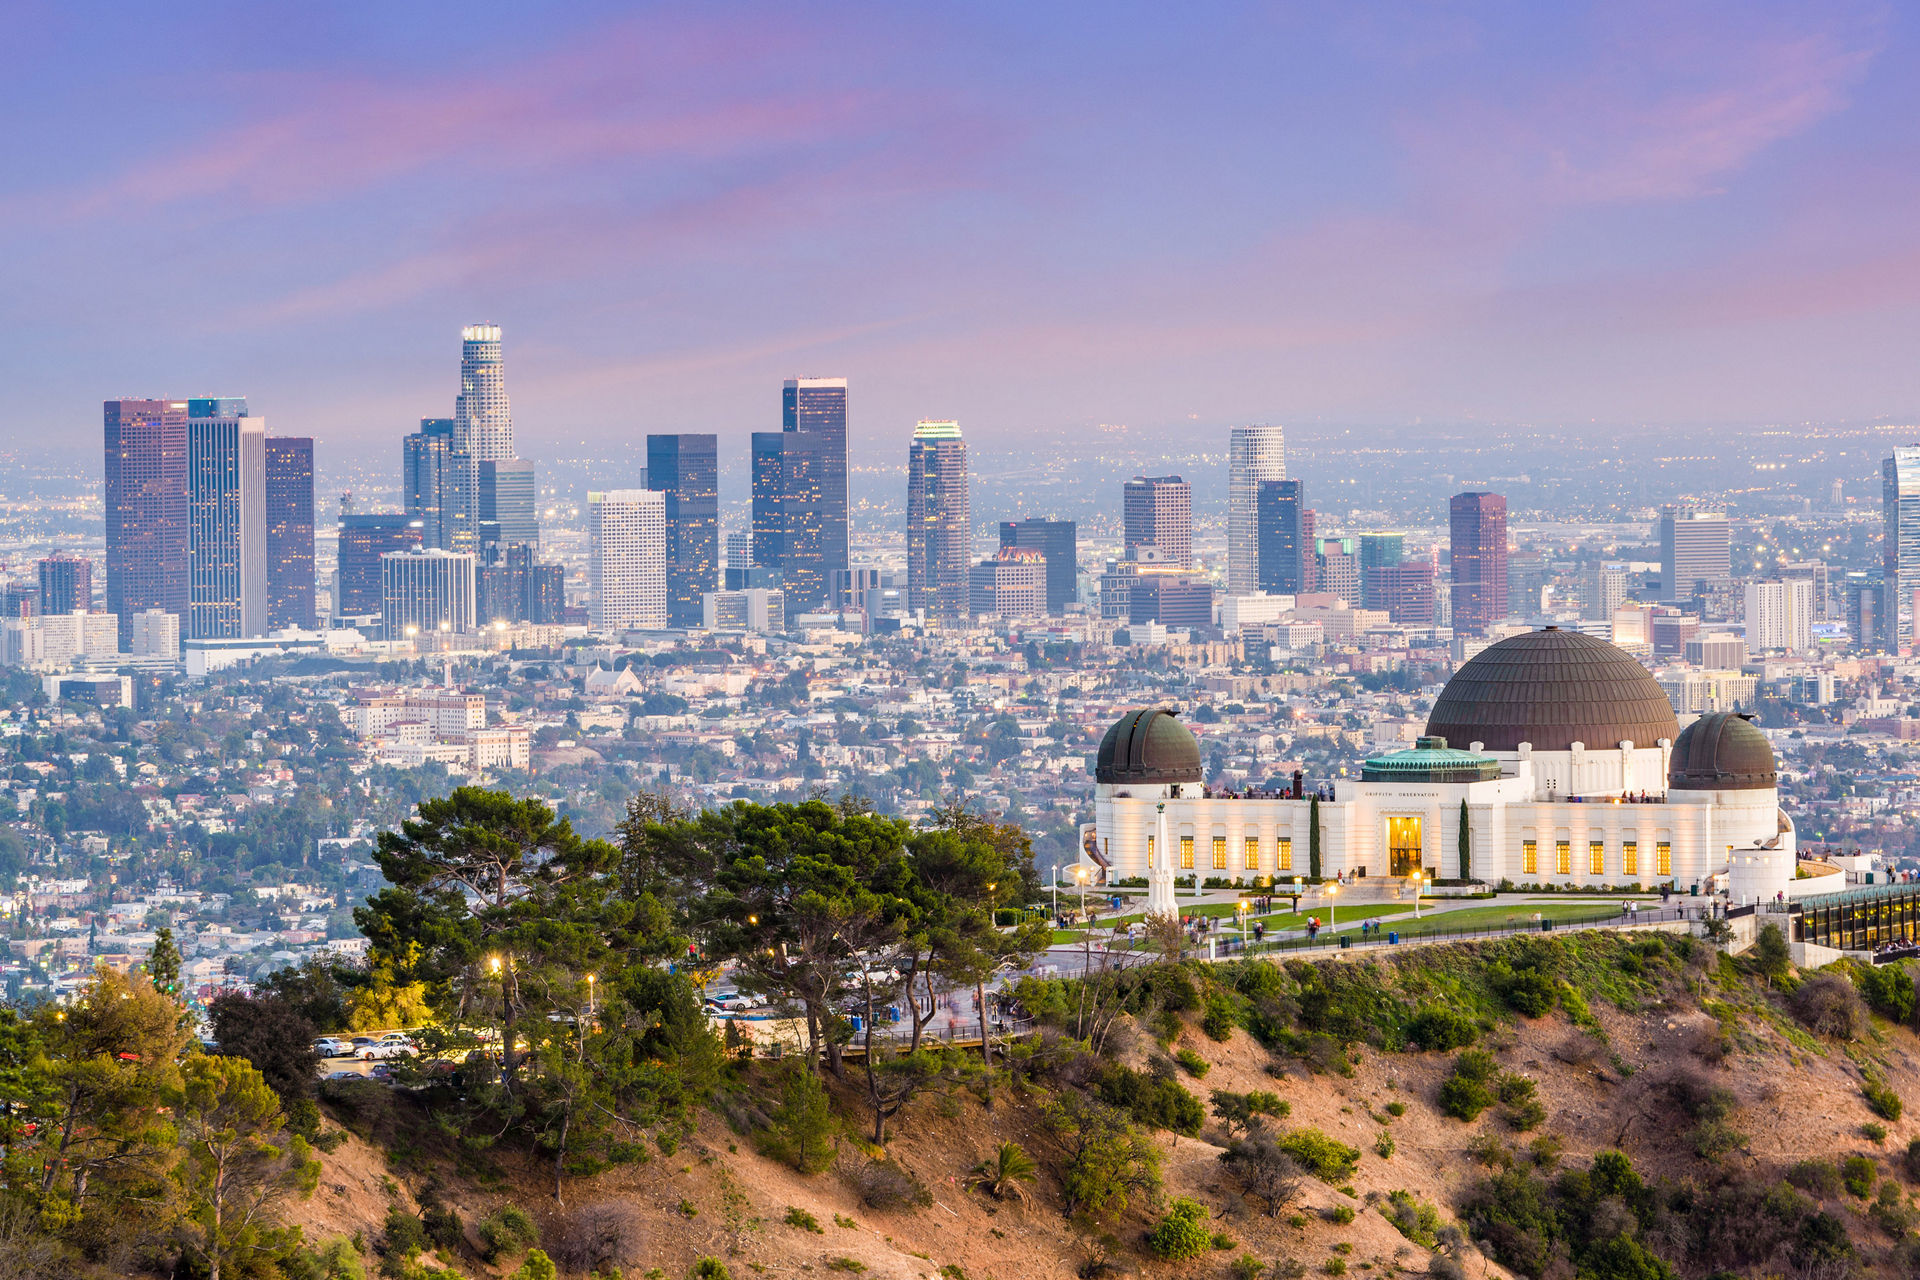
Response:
[1236,898,1250,948]
[1325,882,1338,935]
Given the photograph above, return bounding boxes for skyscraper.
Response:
[1885,449,1920,649]
[404,419,473,552]
[1659,507,1732,602]
[1582,565,1629,620]
[264,437,316,630]
[589,489,668,631]
[998,518,1078,614]
[478,458,538,555]
[1255,479,1308,595]
[337,513,423,619]
[647,434,719,629]
[104,399,189,648]
[37,554,92,616]
[1448,492,1508,636]
[478,543,565,626]
[1744,579,1815,653]
[186,403,267,639]
[905,420,971,619]
[1227,425,1286,595]
[1123,475,1192,569]
[454,324,514,462]
[1367,561,1435,624]
[751,378,849,611]
[969,547,1047,618]
[380,549,476,641]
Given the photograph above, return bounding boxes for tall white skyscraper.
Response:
[1227,424,1286,595]
[589,489,668,631]
[186,403,268,639]
[379,548,476,641]
[454,324,514,463]
[1744,578,1815,653]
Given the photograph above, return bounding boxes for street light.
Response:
[1325,882,1338,935]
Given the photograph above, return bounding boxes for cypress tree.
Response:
[1308,794,1322,881]
[1458,800,1471,883]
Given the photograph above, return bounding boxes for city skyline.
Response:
[6,5,1920,455]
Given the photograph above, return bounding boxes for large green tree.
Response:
[173,1055,319,1280]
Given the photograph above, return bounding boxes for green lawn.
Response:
[1392,900,1651,933]
[1048,901,1424,945]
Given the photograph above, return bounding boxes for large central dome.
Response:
[1426,627,1680,753]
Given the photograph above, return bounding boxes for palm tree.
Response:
[965,1141,1037,1203]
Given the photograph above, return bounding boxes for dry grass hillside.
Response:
[291,928,1920,1280]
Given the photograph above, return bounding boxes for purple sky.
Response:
[3,1,1916,463]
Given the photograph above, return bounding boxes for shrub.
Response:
[784,1207,824,1234]
[1325,1205,1355,1225]
[1174,1047,1211,1078]
[1146,1198,1213,1261]
[1439,1050,1500,1122]
[1855,961,1917,1022]
[551,1203,641,1275]
[1497,1074,1545,1131]
[479,1206,541,1263]
[1381,1189,1442,1248]
[1406,1007,1475,1052]
[1788,1160,1843,1197]
[1221,1136,1306,1217]
[1044,1094,1163,1224]
[1230,1254,1268,1280]
[421,1202,463,1252]
[1274,1128,1361,1183]
[1790,975,1869,1041]
[1844,1155,1877,1198]
[1211,1089,1289,1137]
[1093,1062,1205,1136]
[1907,1138,1920,1181]
[1375,1130,1395,1159]
[1865,1122,1890,1144]
[383,1206,427,1259]
[845,1157,932,1210]
[691,1260,731,1280]
[964,1142,1036,1203]
[1202,992,1239,1041]
[1865,1078,1904,1121]
[1489,963,1557,1018]
[510,1252,557,1280]
[1384,1101,1406,1117]
[826,1260,865,1273]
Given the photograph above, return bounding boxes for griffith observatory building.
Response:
[1080,627,1795,906]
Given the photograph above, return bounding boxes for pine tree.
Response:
[1308,795,1322,881]
[1458,801,1472,883]
[147,926,181,997]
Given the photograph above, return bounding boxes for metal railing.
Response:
[1214,903,1696,956]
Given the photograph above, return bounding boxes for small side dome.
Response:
[1095,708,1203,785]
[1668,713,1776,791]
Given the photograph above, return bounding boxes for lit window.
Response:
[1147,835,1155,865]
[1277,838,1292,872]
[1212,836,1227,870]
[1555,841,1571,875]
[1657,841,1671,876]
[1522,840,1537,875]
[1589,841,1604,876]
[1622,841,1638,876]
[1244,836,1260,870]
[1180,836,1194,869]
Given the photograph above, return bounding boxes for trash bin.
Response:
[1388,931,1399,944]
[1690,883,1699,896]
[850,1014,863,1033]
[1541,918,1554,931]
[1339,936,1350,949]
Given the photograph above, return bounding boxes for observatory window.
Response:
[1277,838,1292,872]
[1657,841,1672,876]
[1180,836,1194,869]
[1555,841,1571,876]
[1244,836,1260,870]
[1589,841,1605,876]
[1622,841,1638,876]
[1212,836,1227,870]
[1522,840,1537,875]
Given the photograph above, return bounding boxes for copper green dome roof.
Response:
[1096,708,1203,785]
[1361,736,1503,784]
[1426,627,1679,753]
[1668,712,1776,791]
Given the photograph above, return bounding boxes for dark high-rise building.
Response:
[748,377,848,612]
[405,419,472,552]
[647,434,719,628]
[1129,575,1213,628]
[1846,574,1889,653]
[337,513,422,619]
[478,543,565,626]
[478,458,538,555]
[186,402,267,638]
[265,437,316,630]
[104,399,190,648]
[998,518,1078,614]
[1255,479,1307,595]
[1448,492,1508,636]
[905,420,970,618]
[37,554,92,616]
[1366,561,1435,625]
[1123,475,1192,569]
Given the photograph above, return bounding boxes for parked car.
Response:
[353,1035,414,1061]
[312,1038,354,1058]
[324,1070,361,1081]
[704,993,763,1014]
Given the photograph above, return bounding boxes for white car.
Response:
[312,1038,354,1058]
[353,1033,415,1061]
